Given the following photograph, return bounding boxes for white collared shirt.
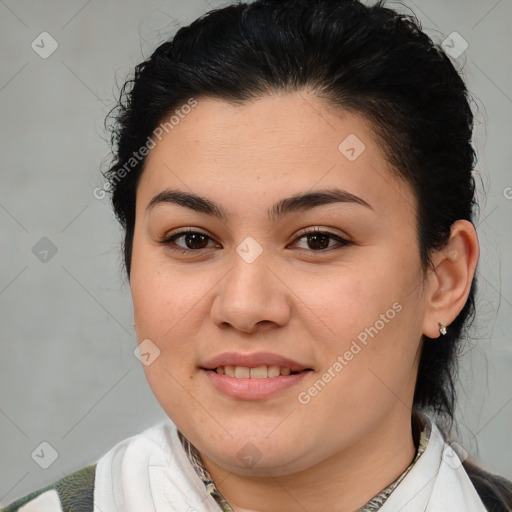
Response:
[93,415,487,512]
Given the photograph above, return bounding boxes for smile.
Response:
[213,365,297,378]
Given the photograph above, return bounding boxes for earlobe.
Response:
[422,220,479,339]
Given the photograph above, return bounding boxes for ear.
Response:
[422,220,479,339]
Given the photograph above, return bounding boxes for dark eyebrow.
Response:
[145,187,373,222]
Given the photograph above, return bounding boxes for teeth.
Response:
[235,366,250,378]
[268,365,281,377]
[250,366,267,379]
[214,365,296,378]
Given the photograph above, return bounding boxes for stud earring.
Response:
[438,322,447,336]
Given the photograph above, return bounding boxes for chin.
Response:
[189,421,317,472]
[210,441,322,478]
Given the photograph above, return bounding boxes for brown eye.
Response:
[160,229,219,253]
[181,232,210,249]
[292,229,352,252]
[305,233,331,250]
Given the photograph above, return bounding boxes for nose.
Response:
[210,251,292,334]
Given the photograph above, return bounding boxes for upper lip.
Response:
[201,352,311,372]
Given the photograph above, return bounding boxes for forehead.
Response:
[146,93,382,165]
[137,93,416,221]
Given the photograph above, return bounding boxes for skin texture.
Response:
[130,92,479,512]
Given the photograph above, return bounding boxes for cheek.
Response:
[293,250,422,395]
[130,250,189,375]
[130,252,206,421]
[130,244,207,334]
[287,251,413,345]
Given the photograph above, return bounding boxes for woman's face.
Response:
[131,92,431,476]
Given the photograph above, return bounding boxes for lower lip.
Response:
[202,369,311,400]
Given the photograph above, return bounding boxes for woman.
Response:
[3,0,511,510]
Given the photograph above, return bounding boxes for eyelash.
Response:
[159,227,352,255]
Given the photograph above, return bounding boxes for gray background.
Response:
[0,0,511,505]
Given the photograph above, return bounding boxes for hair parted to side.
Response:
[104,0,511,507]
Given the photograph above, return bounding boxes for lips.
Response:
[200,352,313,400]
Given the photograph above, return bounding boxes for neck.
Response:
[202,407,418,512]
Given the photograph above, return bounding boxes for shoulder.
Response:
[463,459,512,512]
[0,465,96,512]
[415,411,512,511]
[1,421,174,512]
[1,421,178,512]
